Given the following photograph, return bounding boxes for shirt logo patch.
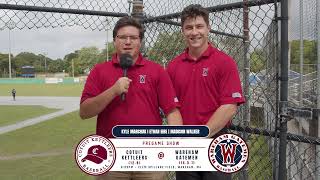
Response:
[139,75,146,83]
[202,68,209,77]
[232,92,242,98]
[174,97,179,103]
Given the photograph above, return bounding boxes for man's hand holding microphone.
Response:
[111,53,133,101]
[111,77,132,96]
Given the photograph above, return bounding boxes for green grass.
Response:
[245,111,273,179]
[232,135,273,180]
[0,111,96,179]
[0,154,93,180]
[0,107,272,180]
[0,105,59,126]
[232,112,273,180]
[0,111,95,156]
[0,84,84,96]
[247,135,273,179]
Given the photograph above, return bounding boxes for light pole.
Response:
[72,59,74,78]
[7,21,15,78]
[105,18,110,61]
[0,27,4,77]
[43,52,47,77]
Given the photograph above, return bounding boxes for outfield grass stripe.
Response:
[0,105,60,126]
[0,149,72,160]
[0,108,78,135]
[0,111,95,156]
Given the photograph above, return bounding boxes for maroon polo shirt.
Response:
[81,53,179,138]
[167,44,245,125]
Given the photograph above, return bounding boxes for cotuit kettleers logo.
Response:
[75,134,116,176]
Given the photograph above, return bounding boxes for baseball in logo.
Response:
[202,67,208,77]
[139,75,146,83]
[208,133,248,174]
[75,134,116,176]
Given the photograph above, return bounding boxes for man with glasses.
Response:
[80,16,182,180]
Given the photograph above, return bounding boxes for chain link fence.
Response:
[0,0,320,179]
[287,0,320,179]
[288,0,318,109]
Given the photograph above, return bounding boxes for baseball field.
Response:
[0,83,272,180]
[0,83,95,180]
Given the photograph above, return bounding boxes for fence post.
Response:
[298,1,304,179]
[131,0,146,56]
[132,0,144,19]
[242,0,250,179]
[316,0,320,179]
[272,3,280,178]
[279,0,289,179]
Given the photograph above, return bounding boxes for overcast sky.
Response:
[0,26,111,59]
[0,0,311,60]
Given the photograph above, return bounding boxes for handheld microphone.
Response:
[119,53,133,101]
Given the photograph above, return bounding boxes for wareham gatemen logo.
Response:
[75,134,116,176]
[208,133,248,173]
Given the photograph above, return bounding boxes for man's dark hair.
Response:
[113,16,144,41]
[181,4,209,27]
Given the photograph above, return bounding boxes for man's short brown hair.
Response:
[113,16,144,41]
[181,4,209,27]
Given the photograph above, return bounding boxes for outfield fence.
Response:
[1,0,320,179]
[0,77,83,84]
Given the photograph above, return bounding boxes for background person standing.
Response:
[11,88,16,101]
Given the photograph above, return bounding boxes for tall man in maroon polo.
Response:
[167,4,245,180]
[80,16,182,180]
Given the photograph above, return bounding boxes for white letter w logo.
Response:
[220,143,238,165]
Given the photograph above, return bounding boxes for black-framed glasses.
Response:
[116,35,140,41]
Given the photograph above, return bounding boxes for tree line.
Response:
[250,40,317,73]
[0,35,317,77]
[0,43,115,77]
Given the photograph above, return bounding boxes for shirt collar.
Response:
[111,53,146,66]
[182,43,215,62]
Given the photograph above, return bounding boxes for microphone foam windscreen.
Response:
[119,53,133,69]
